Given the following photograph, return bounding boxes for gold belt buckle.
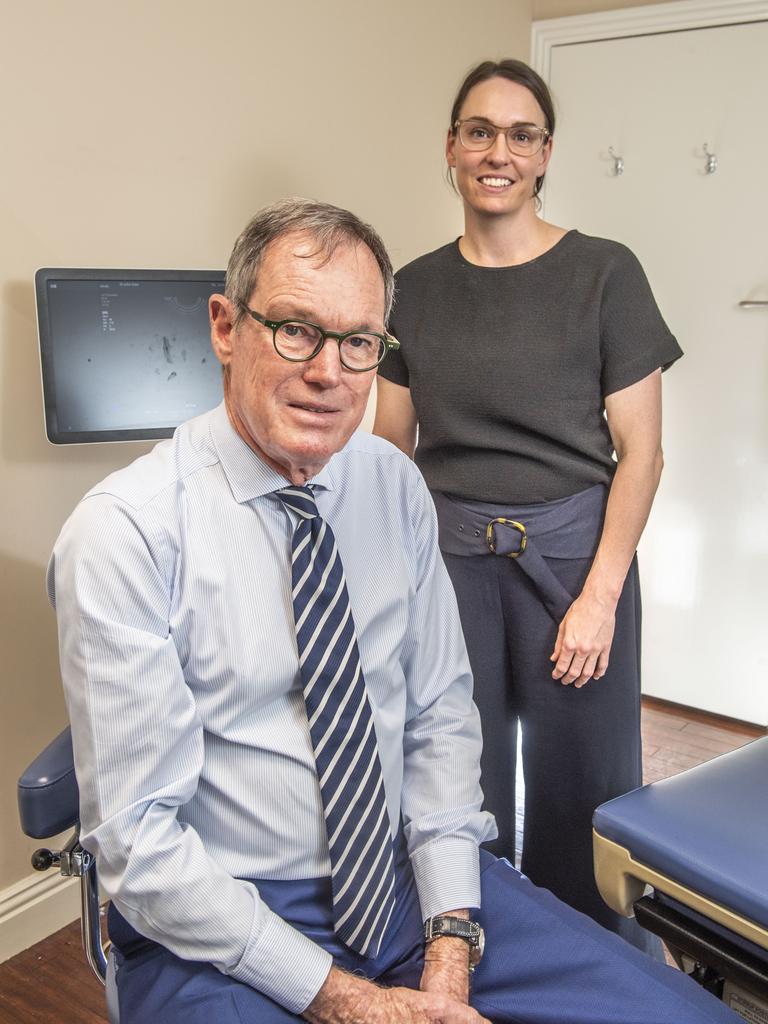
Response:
[486,517,527,558]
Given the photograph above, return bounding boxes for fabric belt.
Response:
[432,485,607,624]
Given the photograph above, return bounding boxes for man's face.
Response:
[210,231,384,484]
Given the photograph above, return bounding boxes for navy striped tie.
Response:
[277,485,396,957]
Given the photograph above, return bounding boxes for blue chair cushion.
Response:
[18,727,80,839]
[593,736,768,931]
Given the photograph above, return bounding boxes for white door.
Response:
[543,20,768,725]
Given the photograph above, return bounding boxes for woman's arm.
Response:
[373,376,418,458]
[550,368,664,686]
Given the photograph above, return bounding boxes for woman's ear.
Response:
[446,128,457,169]
[537,134,554,177]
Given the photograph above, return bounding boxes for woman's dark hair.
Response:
[448,59,556,198]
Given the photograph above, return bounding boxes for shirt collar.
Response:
[209,402,336,503]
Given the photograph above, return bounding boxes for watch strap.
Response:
[424,915,479,943]
[424,915,484,969]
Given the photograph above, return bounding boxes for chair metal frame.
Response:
[18,727,110,986]
[32,828,108,984]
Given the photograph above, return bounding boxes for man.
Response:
[48,198,738,1023]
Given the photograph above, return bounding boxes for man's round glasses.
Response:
[454,119,551,157]
[246,309,400,373]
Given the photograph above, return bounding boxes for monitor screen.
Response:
[36,268,226,443]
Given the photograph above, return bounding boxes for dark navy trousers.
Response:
[442,550,653,951]
[110,846,739,1023]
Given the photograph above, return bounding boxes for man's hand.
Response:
[303,965,490,1024]
[420,935,471,1005]
[550,589,617,687]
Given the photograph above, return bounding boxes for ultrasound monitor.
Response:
[35,268,226,443]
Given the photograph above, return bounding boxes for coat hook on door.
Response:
[702,143,718,174]
[608,147,624,176]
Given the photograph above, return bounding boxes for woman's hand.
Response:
[550,589,617,687]
[550,368,665,689]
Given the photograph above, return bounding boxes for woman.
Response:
[373,59,681,951]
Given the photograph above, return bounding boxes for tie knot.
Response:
[276,485,320,520]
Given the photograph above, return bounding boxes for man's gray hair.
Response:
[225,197,394,327]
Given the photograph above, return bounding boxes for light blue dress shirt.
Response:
[48,403,496,1013]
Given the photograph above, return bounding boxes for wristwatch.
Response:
[424,915,485,971]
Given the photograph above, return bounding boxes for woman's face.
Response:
[446,76,552,220]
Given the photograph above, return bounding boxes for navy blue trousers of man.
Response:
[442,549,654,953]
[109,840,740,1023]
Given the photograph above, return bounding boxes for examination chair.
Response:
[593,735,768,1022]
[19,729,768,1023]
[17,727,119,1023]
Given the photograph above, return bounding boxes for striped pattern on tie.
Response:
[277,485,396,958]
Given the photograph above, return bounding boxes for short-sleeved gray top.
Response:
[378,231,682,504]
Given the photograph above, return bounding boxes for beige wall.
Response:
[0,0,533,910]
[534,0,668,19]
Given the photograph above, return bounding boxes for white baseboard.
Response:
[0,869,80,964]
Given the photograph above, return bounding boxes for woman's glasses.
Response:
[454,119,551,157]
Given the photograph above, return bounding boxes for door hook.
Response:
[608,147,624,176]
[703,143,718,174]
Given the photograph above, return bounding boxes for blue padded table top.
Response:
[593,737,768,931]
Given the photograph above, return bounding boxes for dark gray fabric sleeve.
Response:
[599,245,683,397]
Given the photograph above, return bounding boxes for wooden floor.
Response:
[1,699,763,1024]
[0,915,108,1023]
[640,696,763,781]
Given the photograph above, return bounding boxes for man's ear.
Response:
[210,295,235,368]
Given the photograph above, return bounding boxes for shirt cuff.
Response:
[228,902,333,1013]
[409,836,481,922]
